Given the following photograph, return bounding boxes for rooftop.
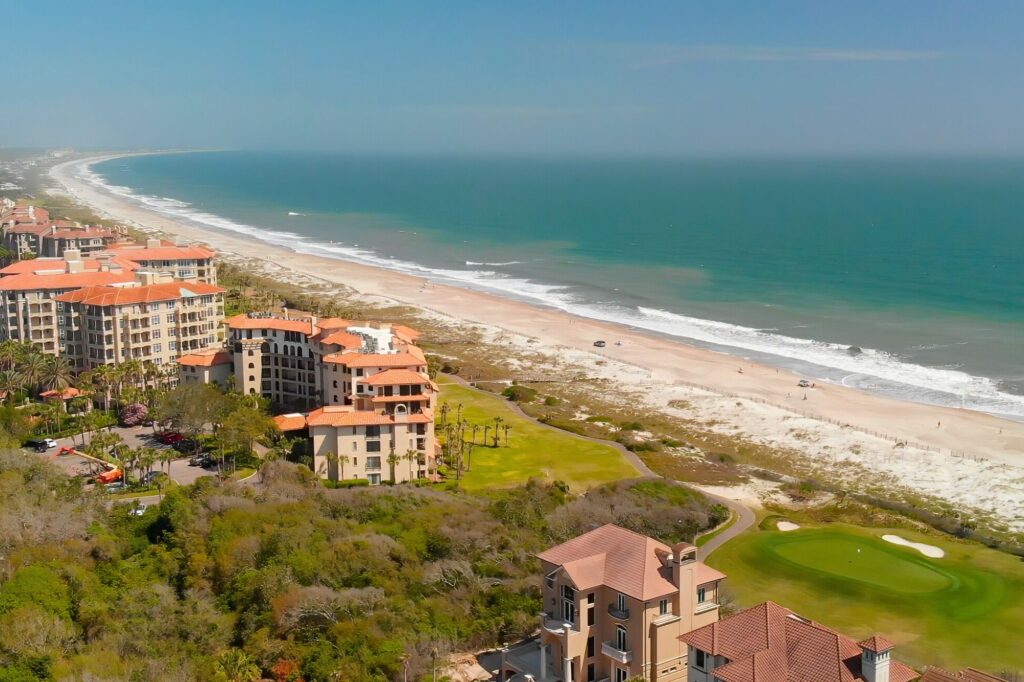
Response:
[0,269,137,291]
[305,405,434,427]
[679,601,919,682]
[362,368,436,388]
[177,350,233,367]
[537,523,725,601]
[56,281,224,305]
[324,351,426,369]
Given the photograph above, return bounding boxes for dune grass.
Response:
[437,377,640,491]
[707,523,1024,670]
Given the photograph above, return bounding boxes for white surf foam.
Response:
[79,160,1024,420]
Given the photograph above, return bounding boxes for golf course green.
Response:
[707,524,1024,670]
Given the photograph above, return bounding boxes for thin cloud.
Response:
[626,45,948,68]
[408,104,655,118]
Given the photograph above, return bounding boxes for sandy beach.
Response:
[49,153,1024,530]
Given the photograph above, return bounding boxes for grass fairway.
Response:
[437,377,640,491]
[707,524,1024,670]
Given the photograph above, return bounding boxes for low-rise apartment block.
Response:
[502,524,726,682]
[679,601,919,682]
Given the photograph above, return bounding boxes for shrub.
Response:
[502,385,537,402]
[543,396,559,406]
[585,415,612,423]
[619,421,644,431]
[322,479,370,489]
[120,403,148,427]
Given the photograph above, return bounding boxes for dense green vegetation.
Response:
[437,377,640,491]
[0,451,722,681]
[708,524,1024,670]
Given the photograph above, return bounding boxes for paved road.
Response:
[445,374,756,555]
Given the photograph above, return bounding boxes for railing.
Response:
[601,641,632,664]
[540,612,576,635]
[607,604,629,620]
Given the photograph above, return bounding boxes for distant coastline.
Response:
[70,150,1024,421]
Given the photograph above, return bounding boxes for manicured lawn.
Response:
[437,377,640,491]
[707,524,1024,670]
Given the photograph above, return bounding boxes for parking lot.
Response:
[36,425,220,487]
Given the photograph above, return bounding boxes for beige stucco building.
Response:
[502,524,726,682]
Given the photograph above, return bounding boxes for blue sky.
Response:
[3,1,1022,154]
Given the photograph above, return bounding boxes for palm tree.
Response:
[471,424,481,445]
[0,340,20,371]
[386,449,400,483]
[324,451,339,481]
[214,649,261,682]
[93,364,114,413]
[492,416,503,447]
[0,370,19,404]
[464,442,475,472]
[404,449,418,480]
[17,351,47,395]
[338,454,350,481]
[502,423,511,446]
[41,354,73,393]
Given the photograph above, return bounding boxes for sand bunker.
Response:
[777,521,800,532]
[882,534,945,558]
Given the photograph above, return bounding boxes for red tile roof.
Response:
[227,314,316,334]
[0,256,139,275]
[537,524,724,601]
[42,227,116,239]
[680,602,919,682]
[362,368,432,386]
[318,329,364,349]
[177,350,232,367]
[40,387,85,400]
[273,413,308,432]
[305,406,434,427]
[857,635,895,654]
[56,281,223,306]
[0,270,137,291]
[105,244,215,260]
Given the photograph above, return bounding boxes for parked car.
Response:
[25,438,58,452]
[104,481,126,492]
[188,453,210,467]
[593,340,607,347]
[141,471,168,484]
[797,379,812,388]
[173,439,199,453]
[129,504,147,517]
[156,431,184,444]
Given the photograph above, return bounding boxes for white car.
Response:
[129,504,147,517]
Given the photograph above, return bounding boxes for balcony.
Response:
[601,640,632,665]
[540,612,576,636]
[607,604,629,620]
[695,600,719,615]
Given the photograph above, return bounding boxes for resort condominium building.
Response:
[105,239,218,283]
[56,273,225,369]
[188,311,437,484]
[501,524,727,682]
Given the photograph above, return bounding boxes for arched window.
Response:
[249,375,255,382]
[249,388,255,394]
[247,350,254,356]
[248,362,255,369]
[395,404,408,415]
[615,625,627,651]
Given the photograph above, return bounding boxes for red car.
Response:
[156,431,184,444]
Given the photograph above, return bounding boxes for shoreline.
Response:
[48,152,1024,527]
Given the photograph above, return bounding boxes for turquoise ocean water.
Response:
[85,152,1024,419]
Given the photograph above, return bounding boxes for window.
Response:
[659,599,670,616]
[587,663,595,682]
[697,587,707,604]
[166,314,175,323]
[616,592,627,613]
[366,441,381,453]
[587,593,595,626]
[694,650,706,670]
[615,669,628,682]
[366,456,381,470]
[152,329,161,339]
[366,425,380,437]
[561,585,576,624]
[152,343,162,353]
[151,315,159,325]
[586,636,595,658]
[545,573,556,590]
[614,625,627,652]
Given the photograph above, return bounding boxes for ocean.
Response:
[84,151,1024,420]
